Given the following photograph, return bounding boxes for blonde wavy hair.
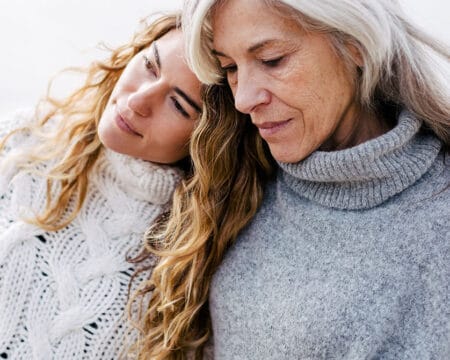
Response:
[0,13,182,231]
[128,83,275,358]
[130,0,450,358]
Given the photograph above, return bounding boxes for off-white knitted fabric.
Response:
[0,110,183,359]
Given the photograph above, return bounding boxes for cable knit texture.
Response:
[209,111,450,359]
[0,110,183,359]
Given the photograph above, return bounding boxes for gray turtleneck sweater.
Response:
[210,111,449,359]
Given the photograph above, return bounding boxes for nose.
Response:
[233,69,270,114]
[127,81,167,117]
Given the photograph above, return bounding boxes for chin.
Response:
[98,135,127,157]
[269,146,300,164]
[98,132,114,151]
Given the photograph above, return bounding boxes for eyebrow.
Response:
[248,40,277,53]
[175,87,202,113]
[154,42,202,114]
[153,42,161,69]
[212,39,284,58]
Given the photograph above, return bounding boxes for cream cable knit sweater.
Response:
[0,110,183,359]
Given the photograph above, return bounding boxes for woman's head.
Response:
[98,26,202,164]
[184,0,450,162]
[208,0,367,162]
[0,13,200,231]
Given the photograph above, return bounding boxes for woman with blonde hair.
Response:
[132,0,450,358]
[0,13,203,359]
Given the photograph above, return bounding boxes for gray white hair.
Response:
[183,0,450,145]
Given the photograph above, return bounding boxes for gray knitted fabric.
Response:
[210,111,449,359]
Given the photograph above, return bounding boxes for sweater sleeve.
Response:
[0,108,35,137]
[0,108,36,195]
[0,108,36,155]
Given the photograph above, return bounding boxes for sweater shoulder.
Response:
[0,108,36,138]
[0,108,37,157]
[402,151,449,210]
[391,153,449,258]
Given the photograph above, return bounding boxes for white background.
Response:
[0,0,449,115]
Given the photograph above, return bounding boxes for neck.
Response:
[320,108,393,151]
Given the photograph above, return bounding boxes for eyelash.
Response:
[262,56,283,68]
[220,56,284,74]
[143,54,190,119]
[143,55,156,75]
[170,96,190,118]
[221,64,237,74]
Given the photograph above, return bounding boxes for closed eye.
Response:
[143,55,157,76]
[170,96,190,119]
[220,64,237,74]
[262,56,283,68]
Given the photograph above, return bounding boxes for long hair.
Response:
[184,0,450,146]
[0,13,181,231]
[131,0,450,358]
[128,83,275,358]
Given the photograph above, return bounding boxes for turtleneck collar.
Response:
[278,111,442,210]
[94,148,184,205]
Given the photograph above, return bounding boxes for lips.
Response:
[115,108,142,137]
[254,119,292,138]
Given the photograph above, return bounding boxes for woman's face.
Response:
[98,29,202,164]
[212,0,360,163]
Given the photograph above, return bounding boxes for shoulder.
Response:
[0,108,36,137]
[397,149,449,207]
[400,153,449,246]
[0,108,39,192]
[0,108,38,154]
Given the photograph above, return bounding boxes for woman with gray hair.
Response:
[134,0,450,358]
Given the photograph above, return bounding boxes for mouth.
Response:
[115,108,142,137]
[254,119,292,138]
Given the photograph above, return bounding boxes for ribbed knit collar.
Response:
[278,111,442,210]
[96,149,184,205]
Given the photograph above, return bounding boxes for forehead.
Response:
[212,0,303,51]
[156,29,202,103]
[156,29,184,57]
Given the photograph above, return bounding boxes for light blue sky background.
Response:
[0,0,449,115]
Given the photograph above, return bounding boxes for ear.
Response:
[345,42,364,67]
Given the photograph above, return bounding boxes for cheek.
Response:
[170,130,192,149]
[97,105,114,136]
[154,122,194,150]
[163,126,194,162]
[111,61,140,96]
[323,54,357,105]
[106,80,125,106]
[275,62,324,111]
[177,124,196,146]
[299,64,354,123]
